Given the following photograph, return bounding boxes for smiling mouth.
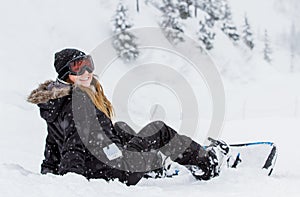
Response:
[79,77,90,81]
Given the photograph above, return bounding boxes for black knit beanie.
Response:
[54,48,86,81]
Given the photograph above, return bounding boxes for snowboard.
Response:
[161,140,278,178]
[226,141,278,176]
[144,140,278,179]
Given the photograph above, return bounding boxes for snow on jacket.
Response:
[27,80,148,185]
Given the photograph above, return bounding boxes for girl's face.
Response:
[69,70,93,87]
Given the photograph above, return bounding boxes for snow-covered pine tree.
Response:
[242,14,254,50]
[178,0,193,19]
[263,29,272,63]
[160,0,185,44]
[204,0,226,21]
[221,1,239,42]
[197,16,216,50]
[194,0,226,28]
[112,2,139,62]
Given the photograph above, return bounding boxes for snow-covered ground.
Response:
[1,0,300,196]
[1,116,300,197]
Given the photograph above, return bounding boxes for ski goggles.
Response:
[66,55,95,75]
[58,55,95,80]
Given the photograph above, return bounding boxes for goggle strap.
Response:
[56,63,69,75]
[56,77,71,85]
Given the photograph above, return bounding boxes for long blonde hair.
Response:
[68,76,114,119]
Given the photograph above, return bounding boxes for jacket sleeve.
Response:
[97,110,123,146]
[41,126,61,175]
[58,108,87,176]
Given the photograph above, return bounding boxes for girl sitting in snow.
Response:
[27,48,229,186]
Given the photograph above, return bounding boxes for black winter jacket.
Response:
[27,80,152,185]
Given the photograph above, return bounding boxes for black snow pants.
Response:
[112,121,217,185]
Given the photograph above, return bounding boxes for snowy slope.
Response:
[0,0,300,196]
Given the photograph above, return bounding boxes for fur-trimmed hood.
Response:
[27,80,72,122]
[27,80,71,105]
